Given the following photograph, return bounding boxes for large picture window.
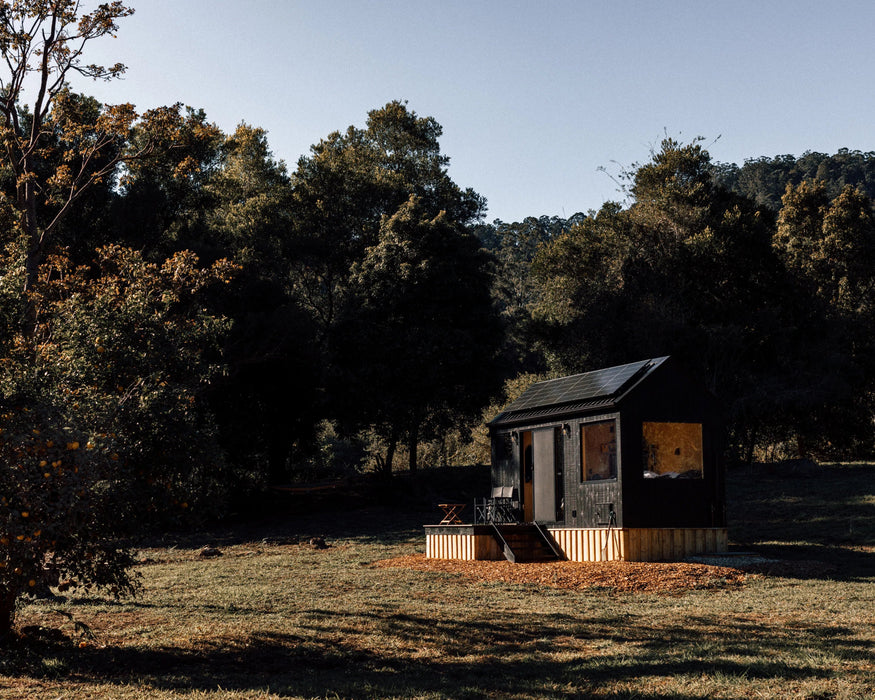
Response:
[642,422,703,479]
[581,420,617,481]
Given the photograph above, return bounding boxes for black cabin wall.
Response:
[488,358,726,530]
[569,412,623,527]
[618,361,725,528]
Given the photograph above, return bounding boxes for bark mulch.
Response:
[376,554,750,594]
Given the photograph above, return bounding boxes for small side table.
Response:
[437,503,466,525]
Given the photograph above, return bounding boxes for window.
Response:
[642,422,703,479]
[581,420,617,481]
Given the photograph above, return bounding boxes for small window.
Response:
[642,422,703,479]
[581,420,617,481]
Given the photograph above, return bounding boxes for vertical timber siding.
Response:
[425,531,502,560]
[548,527,624,561]
[618,527,728,562]
[425,527,727,562]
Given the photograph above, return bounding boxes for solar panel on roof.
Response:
[502,358,662,414]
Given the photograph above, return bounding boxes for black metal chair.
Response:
[474,486,520,524]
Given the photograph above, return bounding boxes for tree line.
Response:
[1,1,874,638]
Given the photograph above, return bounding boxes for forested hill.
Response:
[713,149,875,212]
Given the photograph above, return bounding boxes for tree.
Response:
[715,149,875,213]
[0,245,235,639]
[0,405,138,639]
[288,102,496,472]
[476,215,585,375]
[776,181,875,315]
[0,1,211,305]
[333,197,502,472]
[108,106,224,260]
[199,124,322,485]
[771,181,875,456]
[288,100,484,342]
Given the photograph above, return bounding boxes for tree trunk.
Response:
[744,426,758,467]
[267,432,290,485]
[408,425,419,473]
[382,435,397,476]
[21,178,43,337]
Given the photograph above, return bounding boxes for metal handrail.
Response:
[489,523,516,563]
[532,521,565,560]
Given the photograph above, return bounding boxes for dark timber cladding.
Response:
[488,356,725,531]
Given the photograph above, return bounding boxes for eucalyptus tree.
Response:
[0,1,204,302]
[334,197,502,473]
[289,102,499,472]
[772,180,875,455]
[288,101,484,342]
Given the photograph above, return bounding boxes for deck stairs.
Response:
[490,523,564,563]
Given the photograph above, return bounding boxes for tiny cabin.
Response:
[425,357,728,562]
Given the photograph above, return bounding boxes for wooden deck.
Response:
[424,525,728,562]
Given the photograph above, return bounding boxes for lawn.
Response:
[1,464,873,699]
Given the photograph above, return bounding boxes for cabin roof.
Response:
[489,356,669,428]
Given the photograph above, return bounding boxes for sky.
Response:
[64,0,875,223]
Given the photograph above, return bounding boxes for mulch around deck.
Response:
[376,554,751,594]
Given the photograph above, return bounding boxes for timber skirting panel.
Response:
[548,527,728,562]
[424,530,502,560]
[616,527,728,562]
[424,526,727,562]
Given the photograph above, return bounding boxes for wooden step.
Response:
[495,524,562,562]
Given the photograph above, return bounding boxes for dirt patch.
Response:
[376,554,750,594]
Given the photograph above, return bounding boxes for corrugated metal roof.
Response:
[489,357,668,428]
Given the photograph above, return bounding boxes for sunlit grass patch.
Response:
[1,464,873,699]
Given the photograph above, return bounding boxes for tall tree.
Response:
[771,181,875,455]
[0,245,235,639]
[289,101,496,472]
[288,101,484,342]
[0,1,208,303]
[476,215,585,375]
[200,124,321,484]
[333,197,502,472]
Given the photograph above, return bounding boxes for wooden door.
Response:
[521,431,533,521]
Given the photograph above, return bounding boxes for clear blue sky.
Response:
[70,0,875,223]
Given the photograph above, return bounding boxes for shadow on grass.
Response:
[737,542,874,583]
[135,465,489,548]
[727,462,874,582]
[3,607,870,698]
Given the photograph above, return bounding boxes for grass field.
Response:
[1,463,873,699]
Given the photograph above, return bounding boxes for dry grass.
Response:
[1,463,873,699]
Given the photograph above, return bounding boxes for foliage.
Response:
[0,404,139,640]
[475,215,585,375]
[0,245,235,636]
[288,100,484,340]
[0,1,218,299]
[194,125,322,485]
[769,181,875,455]
[333,196,503,472]
[26,246,236,507]
[109,106,224,260]
[289,102,498,472]
[715,148,875,212]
